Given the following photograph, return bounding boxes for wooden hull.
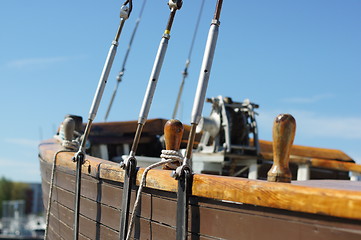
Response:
[39,139,361,240]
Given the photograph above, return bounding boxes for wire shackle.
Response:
[163,0,182,39]
[119,5,130,20]
[122,0,133,17]
[168,0,183,11]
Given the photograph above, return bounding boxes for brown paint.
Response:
[40,158,361,240]
[40,150,361,222]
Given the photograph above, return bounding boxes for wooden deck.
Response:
[39,139,361,240]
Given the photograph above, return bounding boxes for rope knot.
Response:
[62,139,80,151]
[160,149,183,170]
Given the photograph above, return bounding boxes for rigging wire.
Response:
[172,0,205,119]
[72,1,133,239]
[104,0,147,121]
[119,1,183,239]
[186,0,205,61]
[173,2,224,238]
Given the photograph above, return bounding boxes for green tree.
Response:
[11,182,28,200]
[0,176,13,216]
[0,177,29,216]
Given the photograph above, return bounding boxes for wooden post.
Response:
[62,117,75,142]
[267,114,296,183]
[163,119,184,170]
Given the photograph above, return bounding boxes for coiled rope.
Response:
[125,149,183,240]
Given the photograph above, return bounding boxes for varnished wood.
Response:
[268,114,296,182]
[39,139,107,178]
[258,139,353,162]
[39,153,361,240]
[260,152,361,174]
[86,118,201,148]
[39,137,361,222]
[311,157,361,173]
[163,119,184,170]
[40,157,361,240]
[61,118,351,162]
[57,117,353,163]
[164,119,184,151]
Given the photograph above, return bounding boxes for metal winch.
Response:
[193,96,260,177]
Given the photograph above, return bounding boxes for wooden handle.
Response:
[267,114,296,183]
[163,119,184,170]
[164,119,184,150]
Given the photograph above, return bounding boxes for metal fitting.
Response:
[185,59,190,68]
[116,71,124,82]
[162,33,171,39]
[211,19,220,26]
[112,40,119,46]
[72,150,85,164]
[172,157,192,180]
[168,0,183,10]
[121,155,136,170]
[120,5,130,20]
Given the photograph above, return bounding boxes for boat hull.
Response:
[39,146,361,240]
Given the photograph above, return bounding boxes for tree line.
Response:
[0,176,29,216]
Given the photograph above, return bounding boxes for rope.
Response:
[62,140,80,150]
[161,149,183,169]
[54,133,81,151]
[44,148,77,239]
[125,150,183,240]
[44,136,80,239]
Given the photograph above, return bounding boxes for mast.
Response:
[104,0,147,121]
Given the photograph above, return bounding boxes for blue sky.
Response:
[0,1,360,182]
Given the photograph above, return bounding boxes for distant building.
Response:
[26,183,43,215]
[1,183,45,238]
[2,200,27,235]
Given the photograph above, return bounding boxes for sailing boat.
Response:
[39,0,361,239]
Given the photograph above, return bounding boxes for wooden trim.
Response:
[40,154,361,240]
[311,158,361,173]
[39,140,361,221]
[86,119,201,146]
[261,152,361,174]
[258,139,353,162]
